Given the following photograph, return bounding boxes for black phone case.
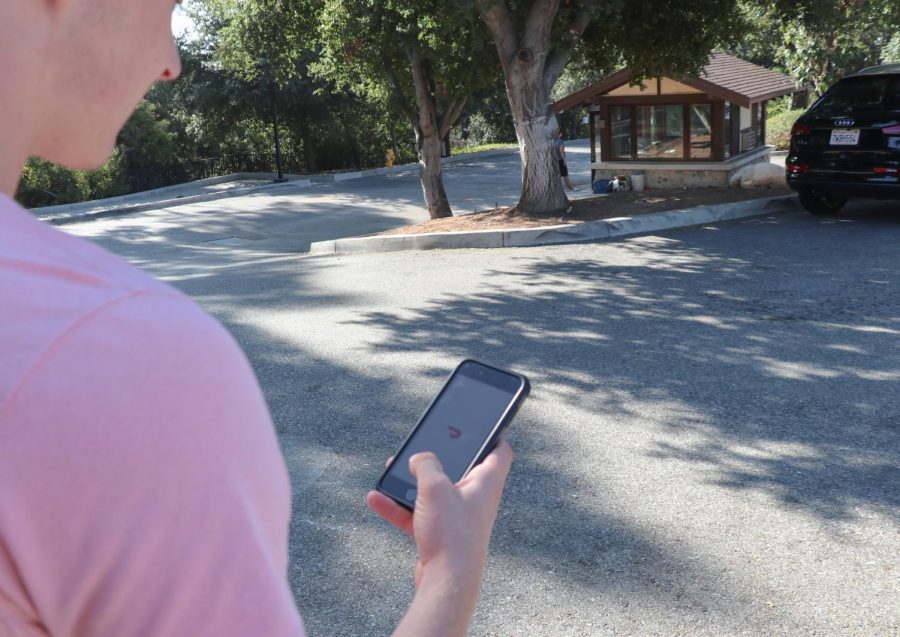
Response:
[375,359,530,511]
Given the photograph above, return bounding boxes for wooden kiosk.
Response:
[554,52,797,187]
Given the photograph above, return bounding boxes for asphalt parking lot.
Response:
[62,160,900,635]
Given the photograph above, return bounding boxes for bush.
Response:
[452,143,517,155]
[766,96,791,119]
[15,159,92,208]
[767,108,807,150]
[86,148,129,200]
[463,111,515,146]
[14,150,128,209]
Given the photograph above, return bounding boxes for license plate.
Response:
[830,128,860,145]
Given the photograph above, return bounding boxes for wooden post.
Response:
[711,100,725,162]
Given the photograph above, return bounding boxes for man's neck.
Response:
[0,151,26,199]
[0,81,35,197]
[0,8,44,199]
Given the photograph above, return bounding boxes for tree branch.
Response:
[407,43,438,138]
[438,96,468,140]
[380,53,417,128]
[542,2,597,94]
[523,0,561,54]
[474,0,519,67]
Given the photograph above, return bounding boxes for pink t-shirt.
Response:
[0,193,305,636]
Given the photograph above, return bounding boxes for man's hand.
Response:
[367,441,514,636]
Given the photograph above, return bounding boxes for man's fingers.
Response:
[461,439,514,491]
[366,491,413,536]
[473,439,514,475]
[384,455,394,468]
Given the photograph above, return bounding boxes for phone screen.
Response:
[380,361,526,507]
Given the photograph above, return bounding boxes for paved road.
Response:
[60,168,899,634]
[64,142,594,276]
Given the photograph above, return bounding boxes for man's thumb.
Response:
[409,452,449,491]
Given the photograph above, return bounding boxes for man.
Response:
[0,1,513,636]
[555,129,578,191]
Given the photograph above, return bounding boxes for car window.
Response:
[810,76,900,115]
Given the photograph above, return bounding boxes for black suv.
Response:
[786,64,900,215]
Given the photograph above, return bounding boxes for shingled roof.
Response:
[554,52,797,111]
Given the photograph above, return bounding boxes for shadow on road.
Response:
[169,206,899,634]
[350,217,899,522]
[173,253,764,633]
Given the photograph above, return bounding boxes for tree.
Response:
[189,0,319,176]
[117,101,180,191]
[474,0,744,214]
[736,0,900,95]
[190,0,420,177]
[883,32,900,64]
[316,0,499,218]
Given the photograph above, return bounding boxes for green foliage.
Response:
[734,0,900,94]
[190,0,394,173]
[16,159,90,208]
[767,107,806,150]
[457,78,517,146]
[552,60,606,102]
[451,142,517,155]
[766,95,791,119]
[86,149,129,200]
[198,0,315,86]
[118,102,178,167]
[882,32,900,64]
[462,112,511,146]
[574,0,745,83]
[15,150,127,208]
[315,0,499,136]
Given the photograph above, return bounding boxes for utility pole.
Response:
[270,79,285,182]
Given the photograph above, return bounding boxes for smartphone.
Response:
[376,359,530,510]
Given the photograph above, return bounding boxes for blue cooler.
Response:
[592,179,611,194]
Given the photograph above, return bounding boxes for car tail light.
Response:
[791,123,812,136]
[881,125,900,135]
[873,167,899,175]
[786,163,809,172]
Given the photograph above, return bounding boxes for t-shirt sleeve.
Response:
[0,291,305,637]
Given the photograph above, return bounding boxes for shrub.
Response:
[15,159,92,208]
[767,108,807,150]
[86,148,129,200]
[14,150,127,209]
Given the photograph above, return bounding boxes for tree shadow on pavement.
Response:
[171,253,776,635]
[169,210,899,635]
[347,220,900,523]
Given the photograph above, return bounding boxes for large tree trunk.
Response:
[505,66,567,214]
[476,0,596,215]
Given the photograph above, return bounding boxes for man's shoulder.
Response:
[0,194,169,294]
[0,197,218,408]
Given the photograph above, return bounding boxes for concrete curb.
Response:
[308,194,800,256]
[43,177,310,226]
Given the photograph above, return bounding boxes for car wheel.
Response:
[798,189,846,215]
